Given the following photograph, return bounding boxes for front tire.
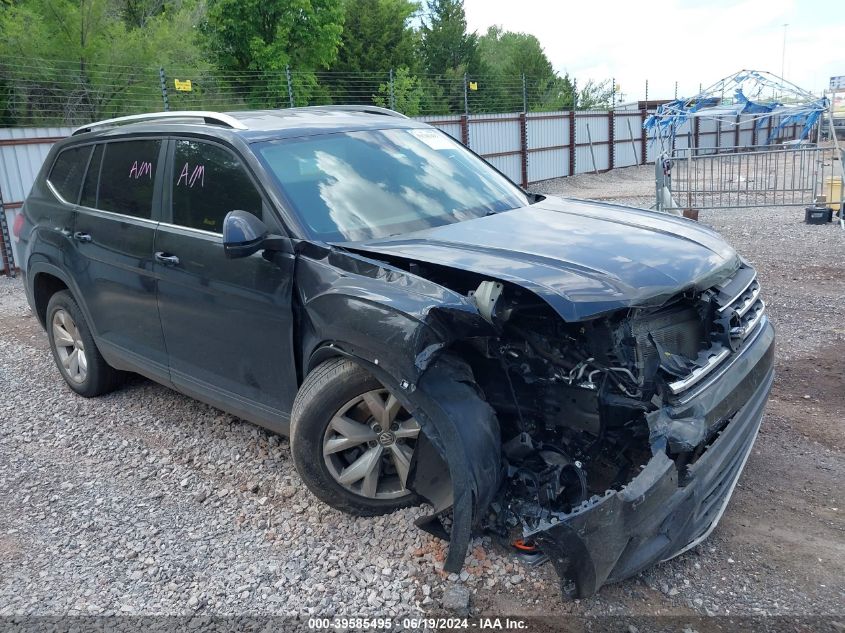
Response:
[290,358,421,516]
[46,290,121,397]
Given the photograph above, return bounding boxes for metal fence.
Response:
[417,109,654,185]
[664,114,807,155]
[666,144,841,210]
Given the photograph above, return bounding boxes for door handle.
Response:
[154,251,180,266]
[73,232,92,243]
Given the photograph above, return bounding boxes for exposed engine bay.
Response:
[463,280,709,525]
[381,260,773,597]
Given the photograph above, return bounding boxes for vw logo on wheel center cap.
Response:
[377,431,395,446]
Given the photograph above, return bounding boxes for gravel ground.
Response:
[1,165,843,620]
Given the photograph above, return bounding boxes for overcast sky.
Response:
[462,0,843,101]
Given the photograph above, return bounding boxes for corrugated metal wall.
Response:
[0,127,73,272]
[697,118,719,153]
[574,112,610,174]
[469,113,522,183]
[0,127,71,202]
[738,115,755,147]
[527,112,569,181]
[614,112,644,169]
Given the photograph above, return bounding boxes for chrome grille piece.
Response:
[668,266,766,395]
[718,268,765,342]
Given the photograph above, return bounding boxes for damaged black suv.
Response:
[18,107,774,598]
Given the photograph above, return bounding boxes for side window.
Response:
[48,145,92,203]
[97,140,161,219]
[171,140,262,233]
[80,144,104,208]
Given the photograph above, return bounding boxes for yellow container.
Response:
[824,176,842,211]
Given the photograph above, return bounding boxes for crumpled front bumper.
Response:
[528,319,775,598]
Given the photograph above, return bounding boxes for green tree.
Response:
[419,0,481,113]
[119,0,168,29]
[204,0,343,72]
[202,0,344,106]
[334,0,418,74]
[420,0,478,75]
[477,26,551,79]
[576,79,614,110]
[0,0,206,124]
[372,66,425,115]
[328,0,419,106]
[476,26,576,112]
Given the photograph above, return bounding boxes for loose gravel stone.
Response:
[441,584,471,615]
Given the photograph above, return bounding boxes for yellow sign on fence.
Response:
[468,81,478,91]
[174,79,192,92]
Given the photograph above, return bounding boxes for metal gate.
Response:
[659,145,843,210]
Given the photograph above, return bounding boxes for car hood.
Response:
[349,196,740,321]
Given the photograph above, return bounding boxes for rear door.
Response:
[72,138,169,379]
[30,143,93,274]
[153,137,297,431]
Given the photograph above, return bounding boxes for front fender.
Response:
[296,245,492,388]
[294,245,502,571]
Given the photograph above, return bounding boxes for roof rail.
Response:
[71,111,248,136]
[299,105,409,119]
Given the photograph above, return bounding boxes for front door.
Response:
[71,138,169,377]
[153,138,297,432]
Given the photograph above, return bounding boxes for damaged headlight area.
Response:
[410,267,774,599]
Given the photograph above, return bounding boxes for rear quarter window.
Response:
[47,145,92,203]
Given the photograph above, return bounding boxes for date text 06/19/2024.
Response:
[307,617,529,630]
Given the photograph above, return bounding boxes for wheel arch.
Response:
[27,262,99,341]
[300,338,503,578]
[27,261,84,325]
[32,271,69,328]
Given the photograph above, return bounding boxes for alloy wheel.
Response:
[52,309,88,384]
[322,388,420,500]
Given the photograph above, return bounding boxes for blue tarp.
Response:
[644,70,828,146]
